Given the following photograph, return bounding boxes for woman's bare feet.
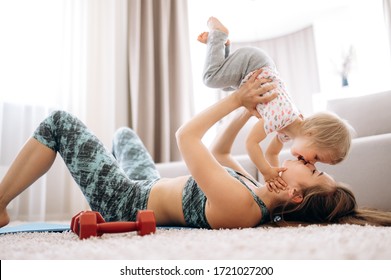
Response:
[0,208,10,228]
[207,17,229,35]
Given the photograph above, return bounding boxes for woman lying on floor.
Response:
[0,70,390,229]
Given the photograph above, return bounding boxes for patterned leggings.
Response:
[33,110,160,221]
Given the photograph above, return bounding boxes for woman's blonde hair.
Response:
[271,183,391,227]
[301,112,353,164]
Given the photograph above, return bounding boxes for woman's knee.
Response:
[112,127,141,156]
[50,110,72,121]
[49,110,83,128]
[113,127,138,142]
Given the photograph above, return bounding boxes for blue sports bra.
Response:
[182,167,270,229]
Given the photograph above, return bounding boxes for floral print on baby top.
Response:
[240,66,301,143]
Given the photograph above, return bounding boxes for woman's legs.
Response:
[0,138,56,227]
[37,111,159,221]
[0,111,156,225]
[111,127,160,181]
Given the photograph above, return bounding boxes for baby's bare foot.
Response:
[198,31,230,46]
[197,32,209,44]
[207,17,229,35]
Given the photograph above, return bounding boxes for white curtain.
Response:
[62,0,130,146]
[0,103,88,221]
[1,0,131,222]
[385,0,391,58]
[2,0,193,222]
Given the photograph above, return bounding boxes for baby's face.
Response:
[290,136,333,165]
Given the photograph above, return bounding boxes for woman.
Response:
[0,70,390,228]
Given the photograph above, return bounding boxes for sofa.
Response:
[156,90,391,211]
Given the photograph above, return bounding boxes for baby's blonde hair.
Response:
[301,112,353,164]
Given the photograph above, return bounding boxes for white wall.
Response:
[313,1,391,96]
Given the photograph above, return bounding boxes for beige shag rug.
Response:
[1,222,391,260]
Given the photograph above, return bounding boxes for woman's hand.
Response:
[233,68,277,118]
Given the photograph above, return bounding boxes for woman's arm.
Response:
[210,108,255,178]
[176,70,275,227]
[176,80,272,185]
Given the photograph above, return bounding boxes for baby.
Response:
[198,17,352,190]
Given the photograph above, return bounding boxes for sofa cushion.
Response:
[326,90,391,138]
[156,154,259,180]
[315,134,391,211]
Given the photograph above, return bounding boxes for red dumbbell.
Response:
[70,210,156,239]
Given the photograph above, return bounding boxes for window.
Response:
[0,0,63,106]
[313,0,391,96]
[187,0,391,116]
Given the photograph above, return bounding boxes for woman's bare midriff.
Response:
[147,175,190,226]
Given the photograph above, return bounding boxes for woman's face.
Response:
[280,159,335,192]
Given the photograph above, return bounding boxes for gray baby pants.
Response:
[202,30,275,89]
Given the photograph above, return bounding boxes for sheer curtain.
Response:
[1,0,193,221]
[233,26,320,116]
[62,0,130,146]
[385,0,391,57]
[0,0,89,221]
[2,0,131,221]
[128,0,194,163]
[0,103,86,221]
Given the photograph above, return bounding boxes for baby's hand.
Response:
[263,167,287,193]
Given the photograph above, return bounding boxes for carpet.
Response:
[1,222,391,260]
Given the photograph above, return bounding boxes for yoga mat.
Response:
[0,223,192,235]
[0,223,70,234]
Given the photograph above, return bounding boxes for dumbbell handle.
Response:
[96,222,139,234]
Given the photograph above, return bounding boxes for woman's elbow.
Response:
[175,126,194,151]
[175,126,186,146]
